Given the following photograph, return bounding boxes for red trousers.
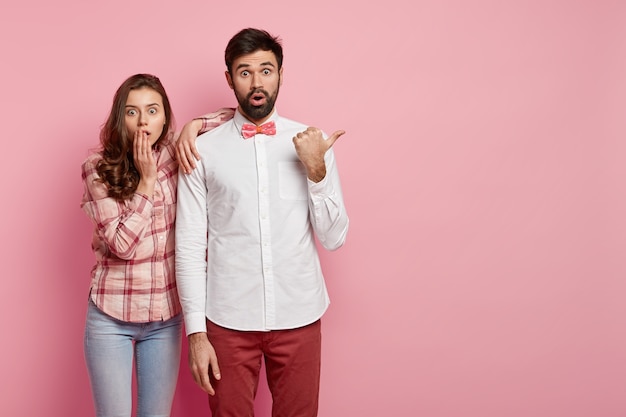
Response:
[206,319,322,417]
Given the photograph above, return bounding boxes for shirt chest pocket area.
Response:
[278,162,308,201]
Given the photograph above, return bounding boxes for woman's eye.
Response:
[127,109,137,116]
[148,108,157,114]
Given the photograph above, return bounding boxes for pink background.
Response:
[1,1,625,416]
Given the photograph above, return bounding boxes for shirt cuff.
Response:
[184,311,208,336]
[308,175,331,199]
[132,192,154,219]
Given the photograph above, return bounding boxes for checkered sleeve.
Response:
[80,154,154,260]
[198,107,235,134]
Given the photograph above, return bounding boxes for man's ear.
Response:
[279,67,284,86]
[225,71,234,89]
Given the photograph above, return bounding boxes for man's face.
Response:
[226,49,283,123]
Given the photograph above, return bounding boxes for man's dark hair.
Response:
[225,28,283,74]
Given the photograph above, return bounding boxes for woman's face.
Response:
[124,87,166,147]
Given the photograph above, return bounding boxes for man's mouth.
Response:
[249,90,267,106]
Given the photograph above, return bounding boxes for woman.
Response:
[81,73,232,417]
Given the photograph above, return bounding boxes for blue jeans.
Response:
[84,300,182,417]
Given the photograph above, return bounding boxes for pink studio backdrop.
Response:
[1,1,625,416]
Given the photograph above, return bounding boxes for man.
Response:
[175,27,349,417]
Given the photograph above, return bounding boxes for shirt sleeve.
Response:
[175,159,210,335]
[197,108,236,135]
[80,156,154,260]
[307,146,349,251]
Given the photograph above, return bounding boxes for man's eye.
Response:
[263,69,271,75]
[241,71,249,77]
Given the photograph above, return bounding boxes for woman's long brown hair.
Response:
[97,74,174,200]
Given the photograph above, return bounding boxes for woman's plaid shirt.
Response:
[81,143,180,323]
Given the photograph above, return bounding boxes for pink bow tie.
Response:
[241,121,276,139]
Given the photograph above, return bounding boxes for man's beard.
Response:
[236,87,279,121]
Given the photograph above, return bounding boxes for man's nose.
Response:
[250,73,262,89]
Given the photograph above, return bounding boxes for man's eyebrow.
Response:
[235,61,276,71]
